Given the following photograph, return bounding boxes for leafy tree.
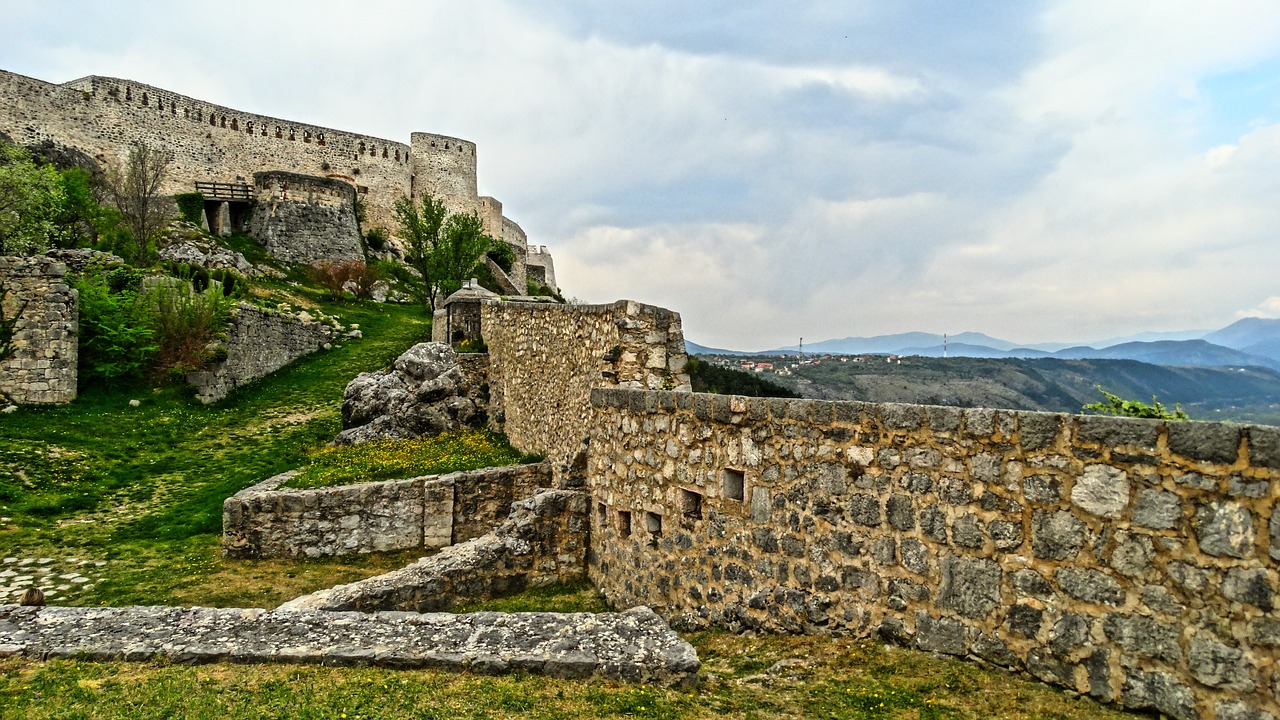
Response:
[686,357,800,398]
[0,140,66,255]
[392,194,493,311]
[435,211,492,299]
[1083,385,1189,421]
[106,143,174,266]
[73,271,157,385]
[393,193,447,311]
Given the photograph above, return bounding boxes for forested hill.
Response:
[768,356,1280,426]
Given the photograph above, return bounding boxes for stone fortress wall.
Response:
[0,256,77,404]
[249,171,364,264]
[584,387,1280,720]
[0,69,549,269]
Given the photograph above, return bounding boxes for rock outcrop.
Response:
[336,342,484,445]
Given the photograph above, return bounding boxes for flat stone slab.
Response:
[0,604,698,686]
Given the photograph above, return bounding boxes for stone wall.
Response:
[0,256,77,404]
[0,603,700,686]
[222,463,553,559]
[248,171,363,265]
[481,300,690,475]
[187,303,334,404]
[281,488,589,613]
[587,388,1280,720]
[526,245,557,292]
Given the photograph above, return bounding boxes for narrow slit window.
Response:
[617,510,632,538]
[723,468,745,502]
[646,511,663,537]
[596,501,608,526]
[680,488,703,520]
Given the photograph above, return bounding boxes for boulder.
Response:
[335,342,482,444]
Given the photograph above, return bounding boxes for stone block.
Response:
[1121,668,1196,720]
[1167,422,1241,465]
[1222,568,1274,611]
[962,408,995,437]
[1055,567,1124,606]
[880,403,922,431]
[1070,465,1129,518]
[914,612,968,655]
[1248,425,1280,469]
[1188,634,1254,692]
[1103,614,1182,663]
[1132,489,1181,530]
[1076,415,1158,449]
[937,555,1001,618]
[1031,510,1087,560]
[1194,501,1255,558]
[1019,412,1062,450]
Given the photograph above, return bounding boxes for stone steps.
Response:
[0,604,699,687]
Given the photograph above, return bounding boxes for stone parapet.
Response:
[0,604,698,686]
[222,462,553,559]
[588,388,1280,720]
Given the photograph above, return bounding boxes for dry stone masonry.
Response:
[280,489,589,613]
[482,300,690,476]
[248,171,363,265]
[0,256,77,405]
[0,604,699,686]
[587,388,1280,720]
[187,303,336,403]
[222,463,552,559]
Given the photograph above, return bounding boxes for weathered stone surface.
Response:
[1070,465,1129,518]
[188,303,335,404]
[937,556,1000,619]
[1032,511,1087,560]
[1188,634,1254,692]
[1222,568,1274,611]
[1103,614,1182,662]
[952,514,984,549]
[1108,531,1154,577]
[914,612,967,655]
[1122,669,1196,720]
[159,235,255,276]
[1250,426,1280,469]
[1055,568,1124,606]
[1076,416,1158,449]
[1194,501,1255,559]
[1011,569,1052,597]
[1023,474,1062,505]
[988,520,1022,551]
[1168,422,1241,464]
[1216,701,1279,720]
[336,343,483,444]
[1007,603,1042,638]
[0,604,697,686]
[0,256,77,405]
[1132,489,1181,530]
[885,495,915,531]
[1047,614,1089,656]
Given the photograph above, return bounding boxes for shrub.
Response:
[364,227,389,251]
[1083,386,1189,421]
[486,240,515,272]
[307,260,379,300]
[73,274,157,385]
[173,192,205,225]
[145,278,233,380]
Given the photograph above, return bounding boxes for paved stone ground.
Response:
[0,604,700,687]
[0,557,105,603]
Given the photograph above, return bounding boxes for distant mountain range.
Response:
[689,317,1280,371]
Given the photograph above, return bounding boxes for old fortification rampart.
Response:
[585,387,1280,720]
[186,303,335,404]
[249,171,363,264]
[481,300,690,477]
[0,256,77,404]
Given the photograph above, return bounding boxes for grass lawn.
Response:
[0,284,1134,718]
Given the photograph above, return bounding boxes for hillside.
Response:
[761,355,1280,425]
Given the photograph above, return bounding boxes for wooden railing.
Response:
[194,181,253,202]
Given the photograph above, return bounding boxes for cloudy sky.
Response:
[5,1,1280,350]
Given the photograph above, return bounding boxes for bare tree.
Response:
[107,142,173,265]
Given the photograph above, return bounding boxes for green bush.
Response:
[1083,386,1189,421]
[486,240,515,272]
[73,274,157,385]
[173,192,205,225]
[364,227,389,251]
[146,278,233,380]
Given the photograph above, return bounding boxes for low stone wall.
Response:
[588,388,1280,720]
[222,463,553,559]
[0,604,699,686]
[482,299,690,478]
[0,256,77,404]
[188,303,334,403]
[281,489,589,613]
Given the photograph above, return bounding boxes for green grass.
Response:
[284,429,535,490]
[452,581,612,614]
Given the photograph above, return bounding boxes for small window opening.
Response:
[680,488,703,520]
[646,511,663,536]
[596,502,608,526]
[617,510,632,538]
[723,468,746,502]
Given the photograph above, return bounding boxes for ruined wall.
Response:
[587,388,1280,720]
[481,300,690,474]
[526,245,557,292]
[187,303,333,404]
[0,70,415,231]
[502,217,529,290]
[222,462,553,559]
[0,256,77,404]
[248,171,363,264]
